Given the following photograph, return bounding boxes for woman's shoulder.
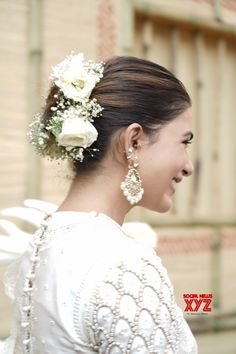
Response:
[45,211,154,254]
[44,210,165,279]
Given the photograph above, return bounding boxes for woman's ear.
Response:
[122,123,146,156]
[112,124,149,166]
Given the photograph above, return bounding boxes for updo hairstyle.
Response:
[41,56,191,175]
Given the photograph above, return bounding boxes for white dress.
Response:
[2,211,198,354]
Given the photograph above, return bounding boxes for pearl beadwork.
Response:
[21,214,51,354]
[86,258,183,353]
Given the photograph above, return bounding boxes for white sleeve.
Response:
[85,254,198,354]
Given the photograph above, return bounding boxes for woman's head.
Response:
[37,54,193,213]
[42,56,191,174]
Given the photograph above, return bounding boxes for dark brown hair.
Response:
[42,56,191,175]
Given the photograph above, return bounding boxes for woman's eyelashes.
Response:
[182,132,194,148]
[183,139,192,148]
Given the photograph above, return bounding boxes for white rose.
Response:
[51,53,97,101]
[56,117,98,149]
[58,71,96,101]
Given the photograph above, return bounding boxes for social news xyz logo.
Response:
[183,294,213,313]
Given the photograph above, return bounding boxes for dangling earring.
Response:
[120,148,144,205]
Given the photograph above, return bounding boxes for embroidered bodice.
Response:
[2,211,198,354]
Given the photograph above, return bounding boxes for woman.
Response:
[3,53,197,353]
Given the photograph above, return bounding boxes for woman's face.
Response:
[138,108,194,213]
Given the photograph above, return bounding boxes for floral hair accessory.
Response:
[28,52,104,161]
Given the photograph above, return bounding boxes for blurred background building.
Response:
[0,0,236,353]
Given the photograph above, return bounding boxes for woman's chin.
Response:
[145,197,173,214]
[140,191,174,213]
[160,193,175,212]
[156,203,172,213]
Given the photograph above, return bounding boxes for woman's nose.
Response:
[182,159,194,177]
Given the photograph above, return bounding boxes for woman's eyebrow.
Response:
[183,131,194,140]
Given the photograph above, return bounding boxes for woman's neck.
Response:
[57,172,131,226]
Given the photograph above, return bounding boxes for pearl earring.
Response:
[120,148,144,205]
